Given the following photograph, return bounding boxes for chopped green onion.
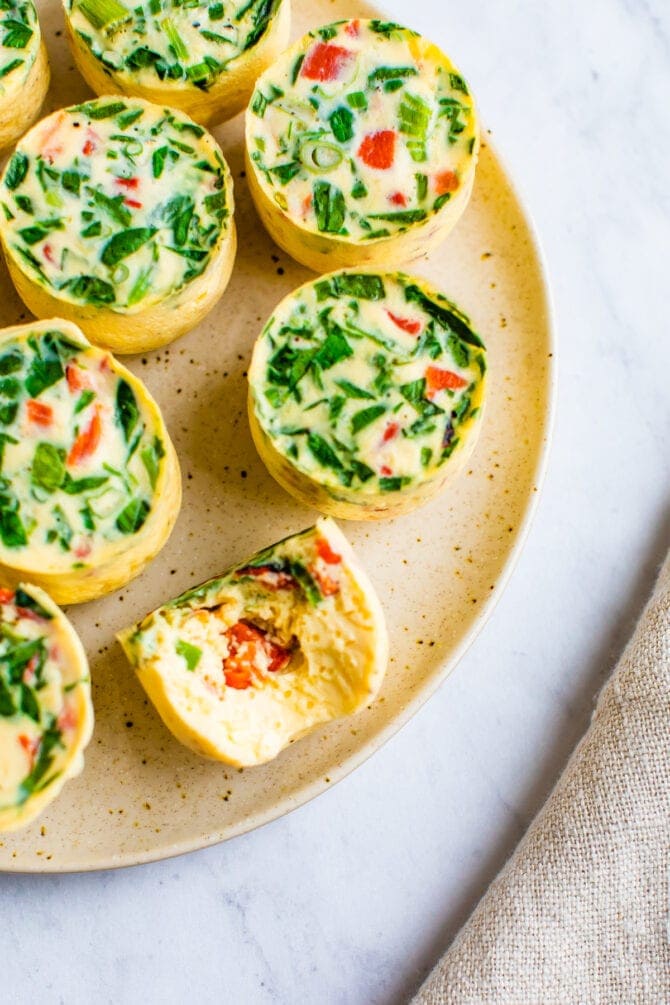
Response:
[76,0,130,31]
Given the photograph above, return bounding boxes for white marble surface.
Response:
[3,1,670,1002]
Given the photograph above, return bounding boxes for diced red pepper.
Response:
[115,176,139,190]
[0,588,14,604]
[266,641,292,673]
[82,139,95,156]
[301,42,353,81]
[75,540,92,559]
[434,170,459,195]
[223,621,291,688]
[316,537,341,565]
[425,366,468,395]
[389,191,407,206]
[387,310,421,335]
[43,244,55,264]
[18,734,38,759]
[358,130,396,170]
[383,422,399,442]
[344,19,360,36]
[66,364,85,392]
[26,399,53,426]
[124,198,142,209]
[380,464,393,476]
[67,407,102,466]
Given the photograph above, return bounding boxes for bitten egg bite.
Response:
[0,319,181,604]
[118,519,388,768]
[0,0,50,153]
[248,270,486,520]
[63,0,290,127]
[0,583,93,832]
[245,18,479,272]
[0,97,236,354]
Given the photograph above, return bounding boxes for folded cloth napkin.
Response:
[414,549,670,1005]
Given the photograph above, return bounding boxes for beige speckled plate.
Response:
[0,0,554,872]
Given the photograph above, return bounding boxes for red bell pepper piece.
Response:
[223,621,292,688]
[434,170,460,195]
[67,407,102,466]
[26,399,53,426]
[425,366,468,395]
[66,364,85,392]
[358,130,396,169]
[387,311,421,335]
[316,538,342,565]
[301,42,353,81]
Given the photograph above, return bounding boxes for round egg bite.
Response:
[63,0,290,127]
[0,319,181,604]
[0,97,236,354]
[245,18,479,272]
[248,270,486,520]
[118,518,388,768]
[0,0,50,152]
[0,582,92,832]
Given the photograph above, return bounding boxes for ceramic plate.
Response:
[0,0,554,871]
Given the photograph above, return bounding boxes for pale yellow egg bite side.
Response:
[0,97,236,354]
[0,583,93,833]
[0,318,181,604]
[0,0,50,153]
[63,0,291,127]
[118,518,388,767]
[245,18,479,272]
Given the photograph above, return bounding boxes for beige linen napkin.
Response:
[414,550,670,1005]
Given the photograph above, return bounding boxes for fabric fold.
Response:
[414,550,670,1004]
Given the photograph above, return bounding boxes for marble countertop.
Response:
[4,1,670,1002]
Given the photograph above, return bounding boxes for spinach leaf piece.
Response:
[101,227,156,266]
[31,442,66,493]
[404,285,485,347]
[60,275,115,305]
[115,379,139,442]
[313,181,345,233]
[4,152,28,190]
[116,497,150,534]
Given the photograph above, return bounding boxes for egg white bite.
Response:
[0,318,181,604]
[0,0,50,153]
[64,0,290,127]
[0,582,93,832]
[248,270,486,520]
[0,97,236,354]
[118,518,388,768]
[245,17,479,273]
